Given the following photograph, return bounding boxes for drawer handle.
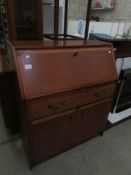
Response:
[94,92,105,98]
[48,105,59,111]
[48,102,64,111]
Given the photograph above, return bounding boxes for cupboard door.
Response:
[30,110,77,164]
[77,99,112,142]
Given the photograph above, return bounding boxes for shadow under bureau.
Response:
[7,40,118,167]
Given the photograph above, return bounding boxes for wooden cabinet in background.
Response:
[5,0,43,40]
[7,40,118,167]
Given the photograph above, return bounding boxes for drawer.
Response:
[26,83,116,120]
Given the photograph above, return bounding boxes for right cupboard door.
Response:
[77,99,112,142]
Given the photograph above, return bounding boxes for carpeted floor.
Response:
[0,105,12,144]
[0,116,131,175]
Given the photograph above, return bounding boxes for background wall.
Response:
[68,0,88,20]
[92,0,131,21]
[68,0,131,21]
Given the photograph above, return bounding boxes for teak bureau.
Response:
[7,40,118,167]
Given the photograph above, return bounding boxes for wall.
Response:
[68,20,131,38]
[68,0,131,21]
[68,0,88,20]
[92,0,131,21]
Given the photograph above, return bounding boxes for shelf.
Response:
[92,0,115,11]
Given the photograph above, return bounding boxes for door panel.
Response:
[30,109,77,164]
[77,99,112,142]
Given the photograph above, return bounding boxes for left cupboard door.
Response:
[29,109,78,165]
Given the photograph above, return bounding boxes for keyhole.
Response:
[73,52,79,57]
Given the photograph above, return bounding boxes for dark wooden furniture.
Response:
[0,0,43,132]
[8,40,118,167]
[5,0,43,40]
[0,3,8,48]
[0,49,20,133]
[89,33,131,58]
[109,39,131,58]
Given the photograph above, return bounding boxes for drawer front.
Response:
[27,83,116,120]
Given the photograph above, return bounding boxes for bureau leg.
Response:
[100,130,104,136]
[29,163,33,170]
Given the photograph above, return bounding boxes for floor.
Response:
[0,104,131,175]
[0,105,12,144]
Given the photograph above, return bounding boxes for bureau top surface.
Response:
[10,40,112,50]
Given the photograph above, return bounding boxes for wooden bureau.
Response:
[7,40,118,167]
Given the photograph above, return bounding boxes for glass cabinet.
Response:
[5,0,43,40]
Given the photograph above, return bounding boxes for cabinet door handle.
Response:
[81,111,85,117]
[70,116,75,123]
